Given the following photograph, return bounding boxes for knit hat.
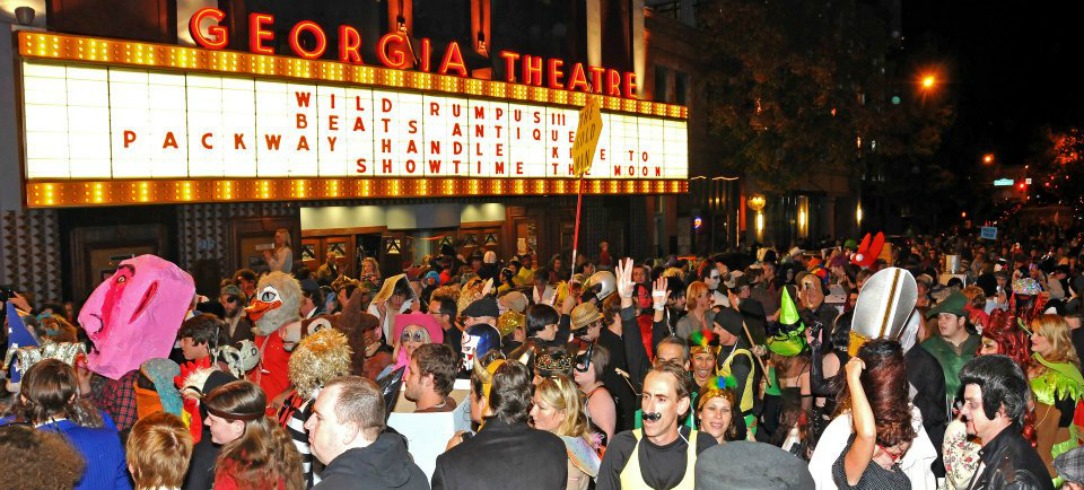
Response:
[695,441,815,489]
[713,309,744,338]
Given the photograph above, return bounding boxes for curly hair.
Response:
[836,340,916,448]
[7,359,103,428]
[204,381,303,490]
[0,424,85,490]
[489,359,533,425]
[288,329,353,400]
[982,309,1032,369]
[535,374,589,439]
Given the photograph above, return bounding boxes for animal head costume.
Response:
[246,271,302,336]
[850,232,886,269]
[849,267,918,356]
[77,255,196,380]
[767,287,807,357]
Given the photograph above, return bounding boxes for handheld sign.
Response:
[572,99,603,177]
[980,227,998,240]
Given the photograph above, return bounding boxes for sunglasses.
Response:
[574,343,595,373]
[400,330,427,343]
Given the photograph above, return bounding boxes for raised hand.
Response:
[616,258,635,299]
[652,276,670,309]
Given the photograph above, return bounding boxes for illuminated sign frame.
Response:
[16,32,689,208]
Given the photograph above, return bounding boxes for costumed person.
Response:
[759,286,810,448]
[712,307,760,438]
[133,358,184,422]
[333,288,389,379]
[941,307,1036,490]
[212,340,261,380]
[1027,314,1084,475]
[530,374,603,490]
[833,341,916,490]
[460,321,503,373]
[276,329,353,488]
[810,311,854,439]
[77,254,196,432]
[697,376,739,445]
[921,290,980,419]
[3,359,131,490]
[688,330,719,390]
[368,273,417,343]
[384,312,444,380]
[809,267,938,490]
[244,271,303,407]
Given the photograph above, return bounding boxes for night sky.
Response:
[903,2,1084,166]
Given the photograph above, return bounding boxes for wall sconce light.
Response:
[856,203,863,226]
[747,193,766,212]
[15,6,35,26]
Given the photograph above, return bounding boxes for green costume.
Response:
[1030,353,1084,460]
[920,333,981,415]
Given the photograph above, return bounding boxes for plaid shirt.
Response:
[85,370,139,432]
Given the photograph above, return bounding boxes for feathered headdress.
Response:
[688,329,720,355]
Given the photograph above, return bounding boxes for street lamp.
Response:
[983,153,995,165]
[920,74,936,91]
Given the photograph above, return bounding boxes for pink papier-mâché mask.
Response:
[78,255,195,380]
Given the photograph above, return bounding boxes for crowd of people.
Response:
[3,226,1084,490]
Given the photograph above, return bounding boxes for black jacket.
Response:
[314,432,430,490]
[968,426,1054,490]
[431,418,566,490]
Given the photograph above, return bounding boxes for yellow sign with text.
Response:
[572,99,603,178]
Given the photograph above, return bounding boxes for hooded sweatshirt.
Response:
[314,432,430,490]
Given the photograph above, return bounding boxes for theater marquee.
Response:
[16,32,688,208]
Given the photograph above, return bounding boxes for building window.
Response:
[674,72,688,105]
[655,66,670,103]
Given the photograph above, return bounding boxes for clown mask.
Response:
[462,331,480,371]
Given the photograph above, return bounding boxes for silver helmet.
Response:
[583,271,617,301]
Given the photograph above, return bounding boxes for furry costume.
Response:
[246,271,302,403]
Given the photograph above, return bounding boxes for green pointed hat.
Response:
[768,286,806,357]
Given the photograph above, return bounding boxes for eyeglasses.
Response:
[401,330,427,343]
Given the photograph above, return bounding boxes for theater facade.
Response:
[0,1,689,303]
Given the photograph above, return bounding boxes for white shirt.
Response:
[808,406,937,490]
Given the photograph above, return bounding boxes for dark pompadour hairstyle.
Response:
[959,354,1031,426]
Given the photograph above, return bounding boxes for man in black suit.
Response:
[432,358,566,490]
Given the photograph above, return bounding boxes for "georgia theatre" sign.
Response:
[16,10,688,207]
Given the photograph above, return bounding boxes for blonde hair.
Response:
[686,281,709,312]
[1031,314,1080,368]
[274,228,292,248]
[535,375,589,439]
[126,412,193,489]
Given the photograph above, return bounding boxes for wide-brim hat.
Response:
[926,290,967,319]
[393,312,444,344]
[570,302,603,330]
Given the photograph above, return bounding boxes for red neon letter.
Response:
[288,21,327,60]
[567,63,590,92]
[419,38,431,72]
[623,72,638,99]
[190,7,228,50]
[589,66,606,93]
[439,41,468,77]
[607,69,622,96]
[522,55,543,86]
[546,58,564,90]
[249,13,275,55]
[377,33,410,69]
[499,50,520,82]
[338,26,362,63]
